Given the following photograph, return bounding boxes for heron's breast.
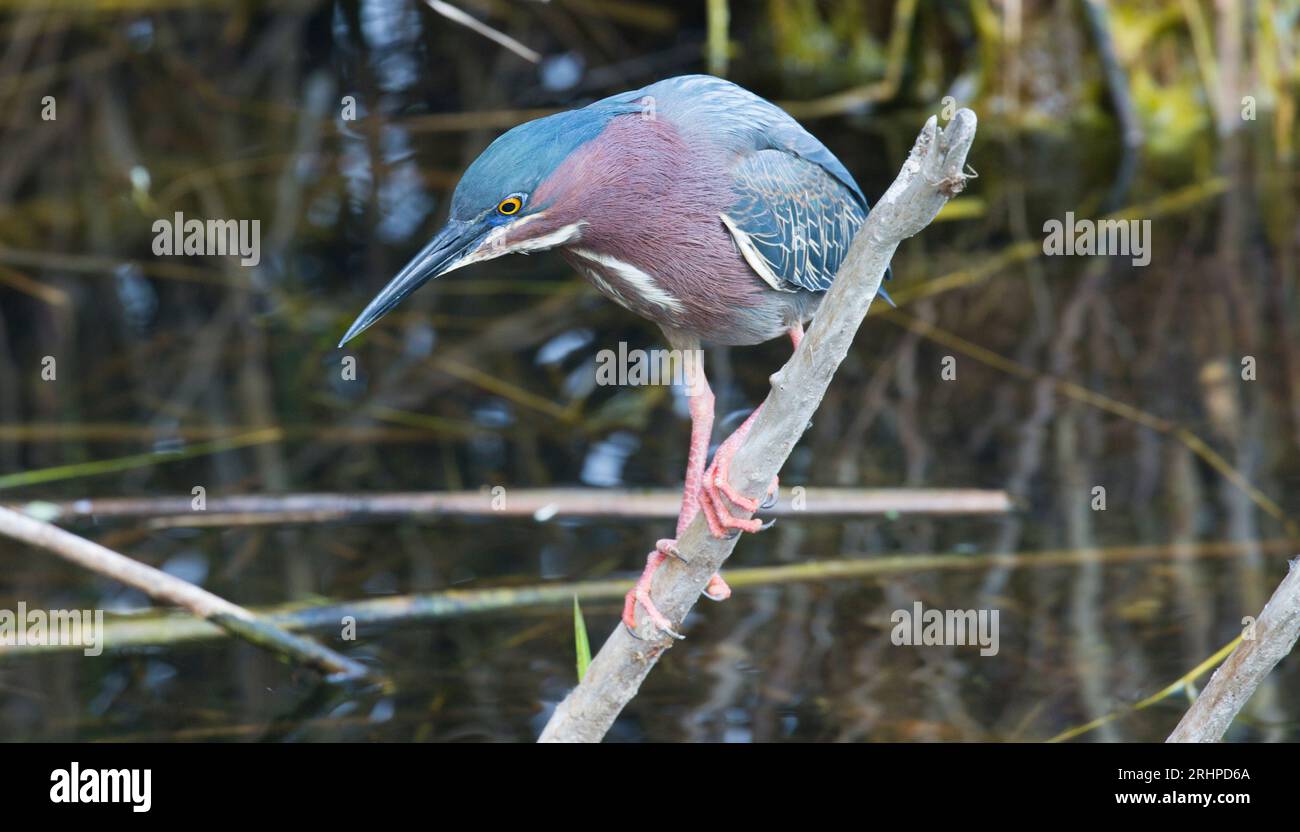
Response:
[561,245,803,345]
[548,112,799,342]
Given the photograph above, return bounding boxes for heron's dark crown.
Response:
[451,102,639,220]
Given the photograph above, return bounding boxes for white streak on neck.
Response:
[569,248,686,314]
[507,219,585,254]
[450,214,585,274]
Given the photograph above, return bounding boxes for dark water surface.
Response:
[1,2,1298,742]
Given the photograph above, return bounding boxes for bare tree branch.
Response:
[1167,557,1300,742]
[539,109,979,743]
[9,486,1011,526]
[0,505,374,681]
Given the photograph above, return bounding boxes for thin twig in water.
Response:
[1048,558,1300,743]
[0,428,283,491]
[9,538,1288,658]
[0,263,70,307]
[424,0,541,64]
[1048,637,1241,743]
[881,308,1299,537]
[10,487,1012,527]
[1168,557,1300,742]
[0,505,373,681]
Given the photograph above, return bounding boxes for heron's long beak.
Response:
[338,220,488,347]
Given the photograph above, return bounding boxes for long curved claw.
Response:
[621,547,686,640]
[703,572,731,602]
[624,617,684,641]
[655,538,686,563]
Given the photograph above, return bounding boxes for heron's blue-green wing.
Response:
[723,150,866,294]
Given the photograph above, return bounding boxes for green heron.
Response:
[341,75,889,639]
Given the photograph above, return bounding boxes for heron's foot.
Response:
[700,443,778,538]
[622,539,686,640]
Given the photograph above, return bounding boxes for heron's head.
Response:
[339,105,633,346]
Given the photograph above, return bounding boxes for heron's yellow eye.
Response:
[497,196,523,216]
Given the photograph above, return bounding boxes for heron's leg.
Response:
[623,368,726,636]
[676,374,715,535]
[699,323,803,538]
